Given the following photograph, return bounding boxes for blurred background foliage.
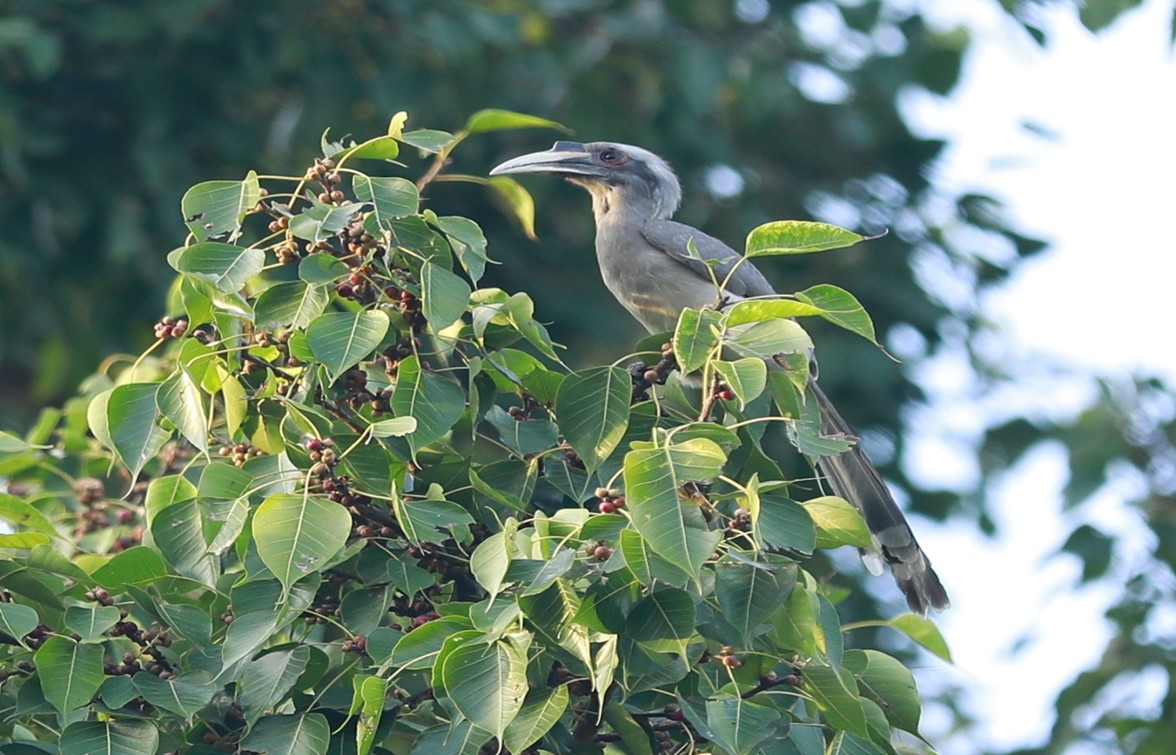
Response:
[0,0,1172,752]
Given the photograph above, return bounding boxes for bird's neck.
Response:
[585,185,661,227]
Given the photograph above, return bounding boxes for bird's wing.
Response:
[641,219,776,298]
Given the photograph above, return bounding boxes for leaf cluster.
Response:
[0,114,946,755]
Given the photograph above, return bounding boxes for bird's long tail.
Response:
[810,381,950,615]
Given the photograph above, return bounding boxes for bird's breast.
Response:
[594,225,722,334]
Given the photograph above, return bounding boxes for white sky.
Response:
[899,0,1176,751]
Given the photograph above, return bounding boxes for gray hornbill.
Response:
[490,141,949,615]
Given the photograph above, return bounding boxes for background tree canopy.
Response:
[1,1,1172,752]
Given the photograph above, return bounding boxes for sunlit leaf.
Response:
[353,175,419,229]
[673,307,723,373]
[170,242,265,293]
[556,366,630,473]
[421,261,471,329]
[253,493,352,589]
[463,109,568,134]
[745,220,864,257]
[796,284,877,343]
[623,438,726,577]
[306,309,390,382]
[437,634,528,740]
[181,172,259,242]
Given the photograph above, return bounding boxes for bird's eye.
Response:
[599,148,626,166]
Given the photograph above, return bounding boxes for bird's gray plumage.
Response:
[491,140,948,614]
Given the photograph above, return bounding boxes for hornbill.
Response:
[491,141,948,615]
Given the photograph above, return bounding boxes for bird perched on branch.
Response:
[491,140,948,615]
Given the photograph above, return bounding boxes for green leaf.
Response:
[434,216,489,283]
[132,670,217,718]
[623,438,727,577]
[503,684,569,753]
[144,473,198,525]
[156,369,208,452]
[705,696,782,754]
[800,495,872,549]
[390,619,473,671]
[394,495,474,546]
[298,252,350,285]
[33,635,104,714]
[724,299,826,326]
[239,713,330,755]
[712,358,767,409]
[752,494,816,555]
[386,553,435,597]
[90,546,169,588]
[390,355,466,454]
[399,129,455,153]
[804,660,870,737]
[744,220,864,257]
[352,175,419,229]
[887,613,953,662]
[63,604,120,642]
[171,241,265,293]
[725,318,813,360]
[618,529,692,587]
[774,585,823,658]
[198,462,253,499]
[411,720,489,755]
[156,602,212,645]
[796,284,877,343]
[843,649,921,733]
[253,493,352,589]
[421,261,471,329]
[221,608,282,668]
[352,674,390,755]
[716,560,796,645]
[602,703,656,755]
[105,383,171,481]
[0,602,38,643]
[59,721,160,755]
[0,533,49,549]
[519,547,576,597]
[181,172,259,242]
[255,281,330,330]
[240,647,312,724]
[556,366,631,473]
[306,309,391,382]
[626,588,695,643]
[487,176,537,240]
[463,109,568,134]
[151,498,217,584]
[672,307,723,373]
[289,201,366,243]
[0,493,59,539]
[338,134,400,161]
[369,416,418,438]
[470,530,512,599]
[438,634,528,740]
[827,731,889,755]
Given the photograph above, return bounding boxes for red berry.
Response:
[593,545,612,560]
[611,496,625,508]
[598,501,616,514]
[306,438,324,452]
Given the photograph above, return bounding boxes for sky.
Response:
[896,0,1176,751]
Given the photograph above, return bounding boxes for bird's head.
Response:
[490,141,681,219]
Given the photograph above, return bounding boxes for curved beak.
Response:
[489,141,602,178]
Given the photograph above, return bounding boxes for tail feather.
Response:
[810,381,950,615]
